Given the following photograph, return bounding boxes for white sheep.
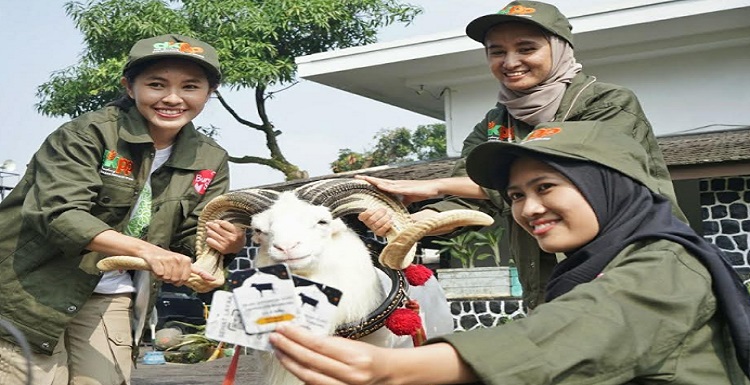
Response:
[252,191,388,334]
[249,191,408,384]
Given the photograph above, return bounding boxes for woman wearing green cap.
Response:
[357,0,685,310]
[0,34,245,385]
[269,121,750,384]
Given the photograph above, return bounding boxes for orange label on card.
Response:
[256,314,295,324]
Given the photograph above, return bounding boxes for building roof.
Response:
[249,127,750,191]
[658,126,750,166]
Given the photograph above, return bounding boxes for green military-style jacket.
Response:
[424,72,685,309]
[0,106,230,354]
[435,239,750,384]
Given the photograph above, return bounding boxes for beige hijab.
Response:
[498,35,582,126]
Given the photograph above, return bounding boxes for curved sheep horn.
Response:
[96,189,280,293]
[379,209,494,269]
[294,178,494,269]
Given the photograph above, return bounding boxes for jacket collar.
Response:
[555,72,596,121]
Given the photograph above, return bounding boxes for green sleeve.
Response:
[23,122,112,257]
[429,242,714,384]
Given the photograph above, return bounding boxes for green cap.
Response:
[466,1,574,47]
[466,121,656,193]
[123,34,221,80]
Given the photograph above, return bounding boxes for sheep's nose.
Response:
[273,241,300,253]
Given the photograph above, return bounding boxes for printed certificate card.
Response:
[231,264,298,334]
[204,290,272,351]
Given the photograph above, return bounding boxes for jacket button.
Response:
[41,342,50,349]
[102,197,111,203]
[67,305,77,313]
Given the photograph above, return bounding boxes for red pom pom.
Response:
[403,264,432,286]
[385,308,423,336]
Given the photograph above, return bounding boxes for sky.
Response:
[0,0,600,191]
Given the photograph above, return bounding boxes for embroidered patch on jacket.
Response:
[487,121,515,142]
[100,149,135,180]
[193,169,216,195]
[523,127,562,143]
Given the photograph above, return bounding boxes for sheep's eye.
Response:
[253,228,263,235]
[317,220,329,225]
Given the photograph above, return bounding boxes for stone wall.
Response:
[701,175,750,281]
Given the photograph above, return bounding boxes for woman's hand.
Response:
[270,325,478,384]
[205,220,246,254]
[356,175,442,205]
[139,248,201,286]
[358,207,394,237]
[270,324,392,385]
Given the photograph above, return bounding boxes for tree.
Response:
[35,0,422,181]
[331,123,445,172]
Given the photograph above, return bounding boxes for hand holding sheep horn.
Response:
[96,192,259,292]
[96,178,493,292]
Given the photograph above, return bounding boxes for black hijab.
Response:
[539,157,750,378]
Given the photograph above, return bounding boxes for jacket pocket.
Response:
[91,178,136,227]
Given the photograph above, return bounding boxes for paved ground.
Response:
[131,354,260,385]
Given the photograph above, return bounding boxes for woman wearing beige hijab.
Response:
[357,0,684,310]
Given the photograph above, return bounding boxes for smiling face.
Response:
[484,22,553,91]
[506,156,599,253]
[122,58,214,146]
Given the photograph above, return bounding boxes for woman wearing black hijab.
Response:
[268,121,750,385]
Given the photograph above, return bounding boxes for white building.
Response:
[296,0,750,153]
[292,0,750,319]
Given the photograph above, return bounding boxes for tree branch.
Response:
[255,86,271,127]
[228,155,277,167]
[214,90,264,130]
[266,81,299,100]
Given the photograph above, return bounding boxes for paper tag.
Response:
[204,290,273,351]
[231,264,298,334]
[292,276,343,335]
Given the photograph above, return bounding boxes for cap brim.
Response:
[467,140,584,191]
[466,14,544,43]
[466,141,526,191]
[124,54,221,80]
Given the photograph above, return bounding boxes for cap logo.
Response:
[499,5,536,16]
[523,127,561,143]
[152,41,205,58]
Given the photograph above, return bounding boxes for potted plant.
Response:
[433,229,512,300]
[474,228,522,297]
[432,231,490,269]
